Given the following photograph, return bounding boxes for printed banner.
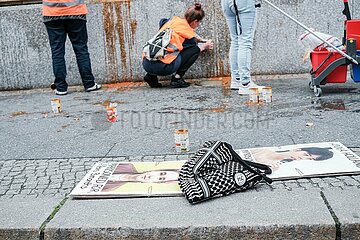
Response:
[70,161,185,198]
[236,142,360,180]
[70,142,360,198]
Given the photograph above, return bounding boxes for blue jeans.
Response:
[221,0,257,84]
[45,19,95,91]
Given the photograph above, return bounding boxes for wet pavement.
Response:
[1,75,360,159]
[0,75,360,239]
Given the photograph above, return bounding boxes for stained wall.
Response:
[0,0,358,90]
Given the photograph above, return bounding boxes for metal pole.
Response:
[263,0,358,65]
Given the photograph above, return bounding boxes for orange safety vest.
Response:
[159,16,196,64]
[42,0,87,16]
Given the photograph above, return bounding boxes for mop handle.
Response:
[263,0,358,65]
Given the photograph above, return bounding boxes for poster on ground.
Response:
[70,160,186,198]
[236,142,360,180]
[70,142,360,198]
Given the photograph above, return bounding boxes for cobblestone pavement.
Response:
[1,148,360,199]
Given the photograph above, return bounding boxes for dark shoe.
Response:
[50,83,57,90]
[144,74,162,88]
[85,83,102,92]
[170,76,190,88]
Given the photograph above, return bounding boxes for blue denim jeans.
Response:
[221,0,257,85]
[44,19,95,91]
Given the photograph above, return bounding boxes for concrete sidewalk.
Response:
[1,76,360,239]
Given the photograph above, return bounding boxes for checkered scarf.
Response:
[178,141,273,204]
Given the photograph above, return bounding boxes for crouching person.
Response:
[142,3,213,88]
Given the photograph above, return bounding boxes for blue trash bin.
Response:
[352,50,360,82]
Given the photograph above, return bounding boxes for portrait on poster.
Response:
[71,142,360,198]
[236,142,360,180]
[70,160,185,198]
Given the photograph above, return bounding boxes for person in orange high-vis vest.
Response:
[43,0,101,95]
[142,3,214,88]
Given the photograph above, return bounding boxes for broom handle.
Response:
[342,0,351,45]
[263,0,358,65]
[343,0,351,20]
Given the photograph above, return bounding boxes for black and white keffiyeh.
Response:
[178,141,273,204]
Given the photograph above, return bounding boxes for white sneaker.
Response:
[55,90,68,95]
[230,80,241,90]
[238,81,263,95]
[85,83,102,92]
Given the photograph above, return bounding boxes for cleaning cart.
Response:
[309,19,360,97]
[264,0,360,97]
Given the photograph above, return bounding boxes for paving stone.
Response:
[7,171,21,177]
[62,172,76,179]
[45,191,335,240]
[0,189,7,195]
[5,189,21,195]
[11,178,26,184]
[339,176,360,186]
[70,166,86,172]
[19,189,33,195]
[0,197,63,240]
[128,156,144,161]
[109,156,127,161]
[23,182,38,188]
[35,172,46,178]
[43,189,60,195]
[322,189,360,240]
[0,181,11,187]
[270,181,286,190]
[48,183,62,189]
[165,155,176,160]
[330,181,346,187]
[310,178,323,184]
[352,175,360,181]
[143,156,156,161]
[284,181,301,189]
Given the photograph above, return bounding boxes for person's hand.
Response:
[205,40,214,50]
[199,40,214,52]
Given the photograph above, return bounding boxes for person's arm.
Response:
[179,30,213,51]
[182,36,213,52]
[194,33,207,43]
[182,38,197,49]
[194,33,214,51]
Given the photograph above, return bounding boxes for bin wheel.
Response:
[314,86,322,97]
[309,81,314,90]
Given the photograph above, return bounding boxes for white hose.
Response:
[263,0,358,65]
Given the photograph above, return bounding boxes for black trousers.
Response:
[45,19,95,91]
[142,43,200,78]
[176,44,201,76]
